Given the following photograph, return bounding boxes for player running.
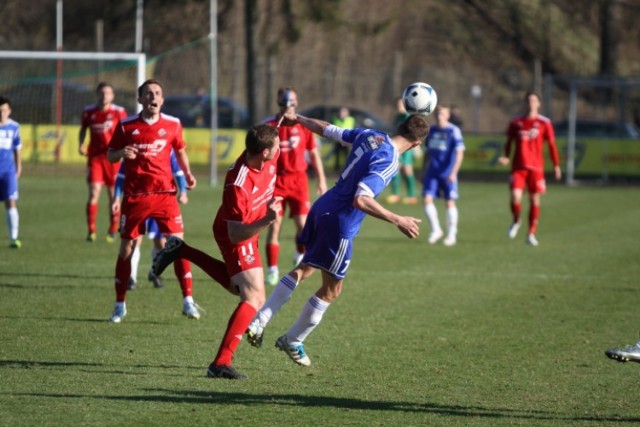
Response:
[106,79,199,323]
[262,87,327,286]
[79,82,128,243]
[0,96,22,248]
[152,124,282,379]
[245,112,429,367]
[112,150,188,290]
[499,91,561,246]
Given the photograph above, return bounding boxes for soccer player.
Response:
[152,124,282,380]
[386,97,418,205]
[606,339,640,364]
[0,96,22,249]
[113,150,188,290]
[498,91,561,246]
[106,79,198,324]
[422,106,465,246]
[245,112,429,367]
[79,82,128,243]
[262,87,327,286]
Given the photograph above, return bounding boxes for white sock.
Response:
[267,265,279,275]
[183,296,194,305]
[257,274,298,326]
[130,245,141,282]
[424,203,441,233]
[446,205,459,236]
[6,207,18,240]
[287,295,330,344]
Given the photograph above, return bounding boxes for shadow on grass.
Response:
[0,272,110,282]
[7,389,640,423]
[0,359,202,371]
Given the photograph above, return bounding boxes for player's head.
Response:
[138,79,164,116]
[525,91,541,114]
[397,114,429,143]
[96,82,115,106]
[0,96,11,123]
[435,106,450,125]
[277,87,298,109]
[246,124,279,159]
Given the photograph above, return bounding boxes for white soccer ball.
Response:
[402,82,437,115]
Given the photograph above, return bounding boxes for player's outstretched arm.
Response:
[353,195,421,238]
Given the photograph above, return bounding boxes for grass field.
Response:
[1,169,639,426]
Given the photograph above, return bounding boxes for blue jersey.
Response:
[424,123,464,177]
[0,119,21,175]
[312,127,398,238]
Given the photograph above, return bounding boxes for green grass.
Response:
[1,169,640,426]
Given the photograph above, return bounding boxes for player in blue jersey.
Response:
[245,112,429,366]
[422,106,465,246]
[0,96,22,249]
[112,150,188,289]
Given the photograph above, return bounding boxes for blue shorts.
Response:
[422,174,459,200]
[145,218,160,239]
[0,171,18,202]
[298,210,353,280]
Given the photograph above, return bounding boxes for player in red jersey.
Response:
[79,82,128,243]
[262,87,327,286]
[498,91,561,246]
[151,124,282,379]
[106,79,198,323]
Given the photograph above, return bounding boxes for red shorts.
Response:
[120,193,183,240]
[214,227,263,278]
[274,171,311,217]
[87,154,119,187]
[510,169,546,194]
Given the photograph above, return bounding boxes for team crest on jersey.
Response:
[244,254,255,264]
[269,165,276,175]
[158,128,167,137]
[366,135,384,150]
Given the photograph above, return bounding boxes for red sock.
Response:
[180,244,231,289]
[529,205,540,235]
[109,210,120,234]
[511,201,521,224]
[213,301,257,366]
[114,255,131,302]
[174,258,193,298]
[87,203,98,233]
[266,243,280,268]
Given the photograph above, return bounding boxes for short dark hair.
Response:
[397,114,430,142]
[245,124,278,155]
[138,79,163,98]
[96,82,113,93]
[0,96,11,108]
[525,90,540,101]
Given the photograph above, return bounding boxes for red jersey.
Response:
[108,113,186,196]
[263,116,316,174]
[213,150,279,246]
[81,104,127,157]
[505,114,560,172]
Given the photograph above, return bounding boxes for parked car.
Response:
[161,95,250,129]
[554,119,639,139]
[298,105,392,133]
